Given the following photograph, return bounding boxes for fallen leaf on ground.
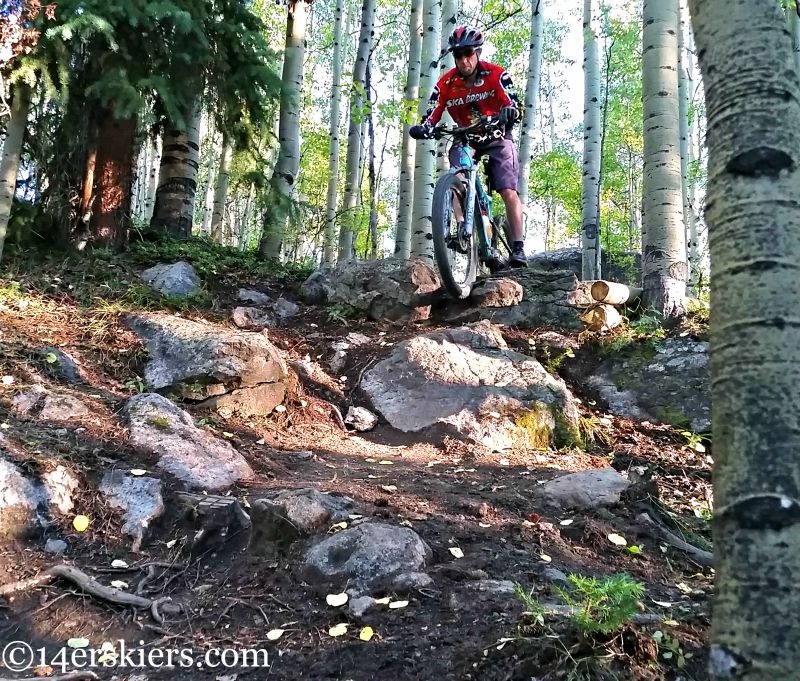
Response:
[449,547,464,559]
[329,522,348,532]
[608,533,628,546]
[388,600,409,609]
[359,626,374,641]
[326,592,349,607]
[109,580,128,590]
[67,638,90,648]
[110,559,129,568]
[266,629,284,641]
[380,485,397,493]
[328,623,348,637]
[129,469,147,476]
[72,515,90,532]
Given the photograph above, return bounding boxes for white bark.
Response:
[323,0,345,264]
[394,0,424,259]
[581,0,602,280]
[689,1,800,679]
[410,0,440,264]
[210,139,233,244]
[150,101,202,238]
[143,135,161,222]
[199,137,219,236]
[679,0,700,295]
[337,0,377,260]
[0,84,30,264]
[261,0,309,258]
[642,0,687,317]
[436,0,456,177]
[518,0,545,210]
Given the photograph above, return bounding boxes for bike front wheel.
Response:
[431,172,479,299]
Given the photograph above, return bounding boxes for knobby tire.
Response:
[431,172,479,299]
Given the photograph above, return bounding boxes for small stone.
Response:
[44,539,68,555]
[294,450,314,461]
[345,406,379,432]
[348,595,377,617]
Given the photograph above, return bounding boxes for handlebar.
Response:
[431,116,502,140]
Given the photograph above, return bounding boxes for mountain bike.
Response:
[430,117,514,300]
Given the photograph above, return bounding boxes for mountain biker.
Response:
[410,25,528,268]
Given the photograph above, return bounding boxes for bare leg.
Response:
[498,187,524,242]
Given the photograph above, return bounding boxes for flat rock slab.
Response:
[123,393,253,491]
[303,522,431,593]
[539,468,631,510]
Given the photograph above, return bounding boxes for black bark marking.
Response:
[726,147,793,178]
[725,496,800,531]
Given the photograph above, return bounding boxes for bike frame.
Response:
[450,144,493,250]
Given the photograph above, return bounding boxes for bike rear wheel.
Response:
[431,172,479,299]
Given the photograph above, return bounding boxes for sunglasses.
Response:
[453,48,476,60]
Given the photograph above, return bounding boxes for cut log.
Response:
[579,303,622,332]
[590,280,643,305]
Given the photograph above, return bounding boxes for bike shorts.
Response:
[448,136,520,193]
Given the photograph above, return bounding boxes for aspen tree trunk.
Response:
[323,0,345,264]
[789,2,800,77]
[199,138,218,236]
[144,135,161,222]
[685,21,700,292]
[688,1,800,679]
[518,0,545,210]
[394,0,423,259]
[642,0,687,318]
[337,0,377,260]
[151,101,202,238]
[436,0,456,177]
[677,2,692,292]
[582,0,601,280]
[410,0,440,264]
[366,62,379,260]
[261,0,309,259]
[240,182,255,250]
[679,0,699,294]
[210,138,232,244]
[0,84,30,264]
[132,143,148,220]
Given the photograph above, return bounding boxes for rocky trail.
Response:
[0,243,712,681]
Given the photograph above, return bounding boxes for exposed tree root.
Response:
[637,510,714,567]
[0,564,181,623]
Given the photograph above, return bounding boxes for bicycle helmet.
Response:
[448,25,484,52]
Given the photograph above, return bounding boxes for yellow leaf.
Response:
[266,629,284,641]
[374,596,391,605]
[328,623,348,637]
[329,522,348,532]
[359,626,374,642]
[380,485,398,493]
[129,469,147,476]
[109,580,128,590]
[110,559,128,568]
[608,533,627,546]
[378,460,394,465]
[326,592,349,607]
[72,515,90,532]
[539,553,552,563]
[449,547,464,559]
[388,600,409,609]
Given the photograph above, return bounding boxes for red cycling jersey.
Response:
[421,61,521,133]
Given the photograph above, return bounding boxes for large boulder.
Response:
[300,258,441,323]
[0,455,41,537]
[361,321,582,450]
[123,393,254,491]
[572,338,710,432]
[140,261,201,297]
[123,312,288,416]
